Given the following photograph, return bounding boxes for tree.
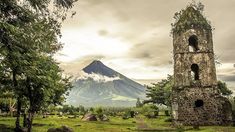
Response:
[23,55,72,131]
[141,104,159,118]
[79,105,86,115]
[217,80,233,96]
[0,0,76,131]
[144,75,173,107]
[136,98,143,107]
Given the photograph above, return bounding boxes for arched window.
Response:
[188,35,199,52]
[191,64,199,80]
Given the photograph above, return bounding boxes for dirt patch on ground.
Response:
[136,117,149,130]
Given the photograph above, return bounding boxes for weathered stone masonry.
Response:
[171,6,232,125]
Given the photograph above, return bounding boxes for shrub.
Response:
[94,107,104,120]
[164,117,172,122]
[122,109,136,119]
[140,104,159,118]
[165,110,170,116]
[232,110,235,126]
[89,107,94,112]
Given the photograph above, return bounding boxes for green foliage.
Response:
[89,107,94,112]
[136,98,143,108]
[164,117,172,122]
[95,107,103,115]
[217,80,233,96]
[229,97,235,125]
[164,110,170,116]
[171,1,211,34]
[0,0,77,131]
[59,105,79,115]
[78,105,86,115]
[122,108,135,119]
[0,91,15,113]
[94,106,105,120]
[230,97,235,111]
[145,75,173,107]
[140,104,159,118]
[96,107,132,117]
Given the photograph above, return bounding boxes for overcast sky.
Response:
[56,0,235,88]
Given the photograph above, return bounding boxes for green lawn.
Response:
[0,115,136,132]
[0,115,234,132]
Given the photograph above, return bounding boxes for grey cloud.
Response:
[218,75,235,82]
[217,65,235,82]
[128,37,172,66]
[214,30,235,63]
[218,69,235,76]
[60,55,105,76]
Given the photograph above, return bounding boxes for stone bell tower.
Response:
[171,5,232,125]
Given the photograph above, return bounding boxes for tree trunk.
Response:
[23,112,27,127]
[13,70,21,132]
[15,97,21,132]
[26,77,35,132]
[27,111,35,132]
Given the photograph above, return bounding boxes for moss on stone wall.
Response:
[171,2,211,34]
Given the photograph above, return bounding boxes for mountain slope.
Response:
[66,60,146,107]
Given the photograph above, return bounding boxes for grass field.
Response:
[0,115,235,132]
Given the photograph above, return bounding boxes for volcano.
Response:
[66,60,146,107]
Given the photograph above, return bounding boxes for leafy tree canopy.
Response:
[145,75,173,107]
[218,80,233,96]
[0,0,77,131]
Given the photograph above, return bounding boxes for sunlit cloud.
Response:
[56,28,131,62]
[77,71,121,83]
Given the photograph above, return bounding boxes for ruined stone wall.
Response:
[173,29,213,53]
[172,28,232,125]
[174,53,217,87]
[173,29,217,87]
[172,86,231,125]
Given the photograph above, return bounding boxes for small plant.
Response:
[122,109,136,119]
[136,98,143,107]
[79,105,86,115]
[175,123,184,132]
[94,107,103,120]
[89,107,94,112]
[165,110,170,116]
[141,104,159,118]
[164,117,172,122]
